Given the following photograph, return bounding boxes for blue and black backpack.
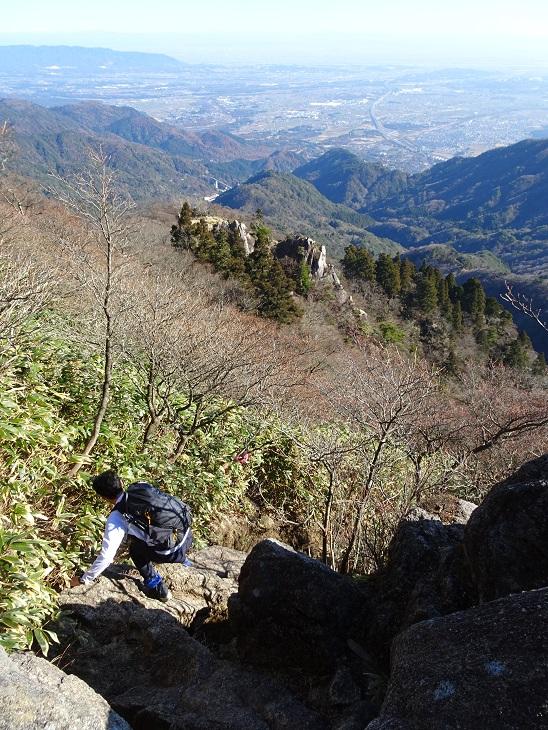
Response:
[114,482,192,550]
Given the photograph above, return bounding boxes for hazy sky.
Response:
[1,0,547,66]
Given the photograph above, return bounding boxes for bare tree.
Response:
[451,362,548,486]
[169,307,320,459]
[501,281,548,333]
[0,122,52,344]
[328,345,440,573]
[49,148,135,476]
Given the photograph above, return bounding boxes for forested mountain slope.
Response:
[216,171,401,257]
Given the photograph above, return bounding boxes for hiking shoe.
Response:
[143,582,171,602]
[143,574,171,602]
[182,557,192,567]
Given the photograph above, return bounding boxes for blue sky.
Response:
[1,0,547,66]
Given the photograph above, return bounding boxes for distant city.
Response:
[1,55,547,173]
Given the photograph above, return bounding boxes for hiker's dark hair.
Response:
[92,470,123,499]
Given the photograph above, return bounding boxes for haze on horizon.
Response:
[0,0,547,68]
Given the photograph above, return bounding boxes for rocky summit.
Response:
[3,456,548,729]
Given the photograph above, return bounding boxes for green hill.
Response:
[0,98,268,200]
[294,148,408,209]
[216,171,401,257]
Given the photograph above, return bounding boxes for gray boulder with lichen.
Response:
[0,646,130,730]
[367,587,548,729]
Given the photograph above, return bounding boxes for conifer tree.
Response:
[452,299,464,331]
[415,271,438,313]
[518,329,532,349]
[438,277,451,316]
[342,245,375,282]
[445,349,460,376]
[504,338,528,369]
[376,253,401,297]
[399,258,416,293]
[462,278,486,327]
[532,352,547,375]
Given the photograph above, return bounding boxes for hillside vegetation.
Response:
[0,131,546,660]
[216,171,400,257]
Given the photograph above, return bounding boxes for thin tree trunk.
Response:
[340,436,387,574]
[68,230,113,477]
[322,468,335,566]
[68,318,113,476]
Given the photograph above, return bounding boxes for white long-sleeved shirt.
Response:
[81,494,147,584]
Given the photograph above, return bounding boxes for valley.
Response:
[1,51,547,173]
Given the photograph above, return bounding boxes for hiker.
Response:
[70,470,192,602]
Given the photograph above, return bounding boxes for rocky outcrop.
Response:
[52,549,327,730]
[0,646,130,730]
[368,587,548,730]
[27,454,548,729]
[229,539,368,675]
[275,236,327,279]
[212,219,256,254]
[365,510,474,665]
[464,453,548,602]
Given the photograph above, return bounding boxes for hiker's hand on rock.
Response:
[70,575,82,588]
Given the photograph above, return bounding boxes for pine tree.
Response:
[415,272,438,313]
[532,352,547,375]
[399,258,416,293]
[376,253,401,297]
[444,349,460,376]
[342,245,375,282]
[462,278,486,326]
[296,259,312,296]
[438,278,453,319]
[504,339,528,369]
[452,299,463,331]
[518,329,532,349]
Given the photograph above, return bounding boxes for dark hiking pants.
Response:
[128,529,193,583]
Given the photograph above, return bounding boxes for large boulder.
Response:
[53,556,328,730]
[229,539,368,675]
[0,646,130,730]
[365,510,474,665]
[368,587,548,729]
[464,453,548,602]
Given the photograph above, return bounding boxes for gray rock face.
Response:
[369,587,548,729]
[464,453,548,602]
[213,219,255,255]
[275,236,327,278]
[229,539,368,674]
[52,548,327,730]
[365,511,474,665]
[0,646,130,730]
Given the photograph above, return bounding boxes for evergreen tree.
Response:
[415,272,438,313]
[462,278,486,326]
[485,296,503,318]
[504,339,528,369]
[532,352,547,375]
[437,277,451,316]
[342,245,375,282]
[399,258,416,293]
[376,253,401,297]
[518,329,532,349]
[444,349,460,376]
[296,259,312,296]
[246,223,300,323]
[452,299,464,331]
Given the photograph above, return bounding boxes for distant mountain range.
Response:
[295,143,548,278]
[0,45,186,74]
[1,94,546,350]
[0,98,274,200]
